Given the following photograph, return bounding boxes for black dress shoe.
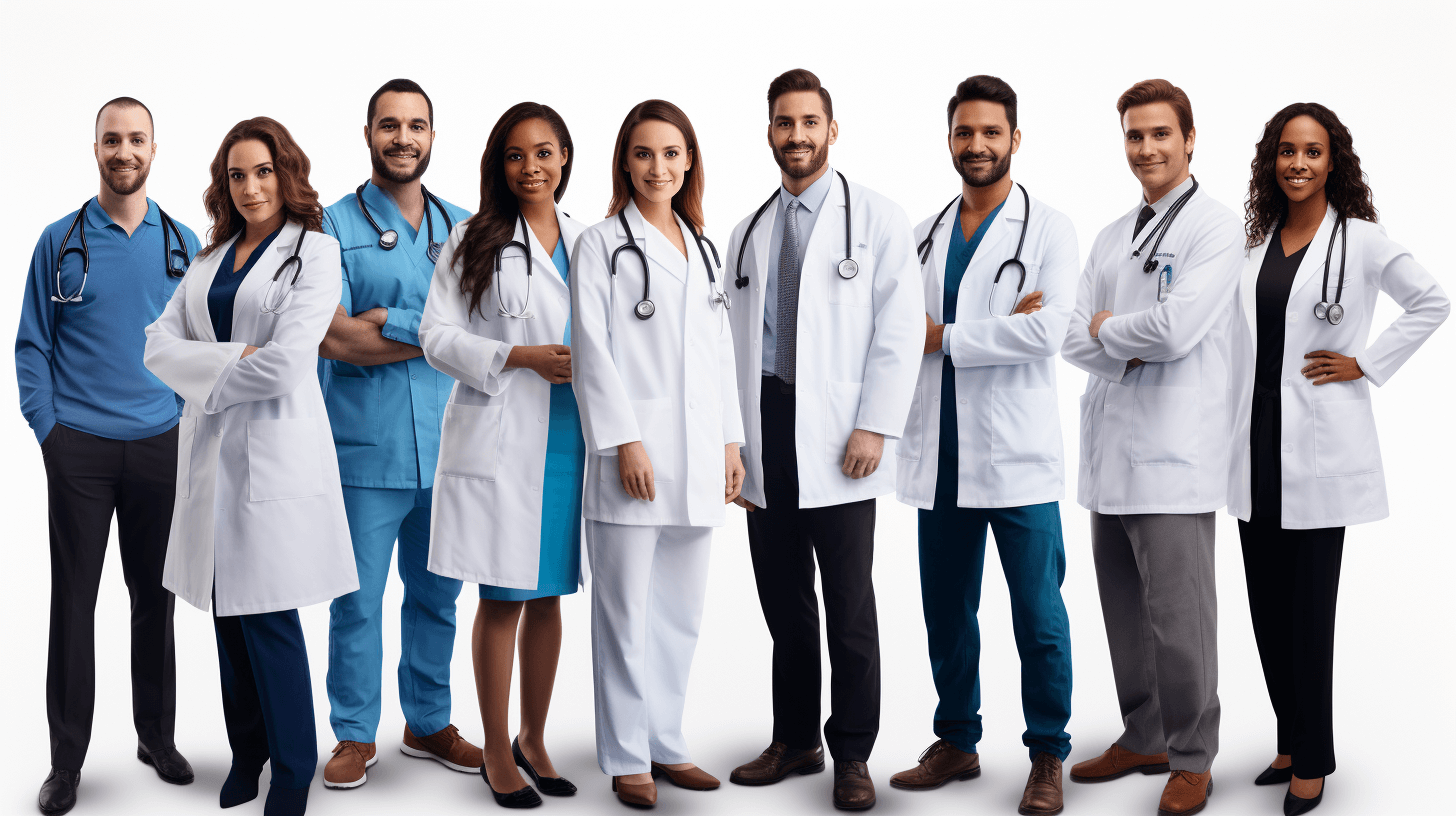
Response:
[138,743,195,784]
[1255,764,1293,786]
[513,736,576,796]
[39,769,79,816]
[1284,779,1324,815]
[482,762,543,808]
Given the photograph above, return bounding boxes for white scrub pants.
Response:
[586,520,713,775]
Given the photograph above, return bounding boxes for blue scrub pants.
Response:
[327,486,462,743]
[916,500,1073,761]
[214,608,315,792]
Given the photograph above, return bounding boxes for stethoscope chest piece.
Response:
[635,299,655,320]
[378,229,399,251]
[1315,301,1344,325]
[837,257,859,279]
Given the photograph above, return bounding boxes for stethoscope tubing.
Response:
[733,170,857,289]
[52,199,191,304]
[916,184,1032,316]
[495,211,535,319]
[1315,215,1349,325]
[355,181,453,260]
[610,209,727,324]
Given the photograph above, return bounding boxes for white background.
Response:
[3,1,1453,815]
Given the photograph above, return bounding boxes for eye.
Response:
[259,167,272,176]
[1308,149,1321,158]
[229,171,242,180]
[411,124,425,131]
[537,149,552,159]
[666,149,679,158]
[506,151,521,161]
[635,150,650,159]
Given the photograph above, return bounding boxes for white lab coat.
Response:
[1227,209,1449,528]
[896,187,1080,509]
[143,221,358,616]
[419,207,588,587]
[725,175,924,509]
[1062,180,1245,515]
[570,201,744,528]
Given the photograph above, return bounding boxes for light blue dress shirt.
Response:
[762,166,836,376]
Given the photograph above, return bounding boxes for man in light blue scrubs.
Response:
[317,79,479,790]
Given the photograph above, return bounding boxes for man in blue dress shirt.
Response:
[317,79,481,790]
[16,98,200,816]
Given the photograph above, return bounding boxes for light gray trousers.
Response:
[1090,511,1219,773]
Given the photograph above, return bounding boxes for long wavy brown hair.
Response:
[200,117,323,256]
[456,103,574,318]
[1244,102,1377,249]
[607,100,705,233]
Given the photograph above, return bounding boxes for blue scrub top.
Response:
[15,198,201,444]
[209,226,281,343]
[321,182,472,489]
[551,237,570,343]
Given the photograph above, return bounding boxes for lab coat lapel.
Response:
[925,197,959,323]
[750,196,776,322]
[1242,237,1271,347]
[522,213,566,295]
[1287,206,1338,303]
[232,220,302,329]
[186,238,231,342]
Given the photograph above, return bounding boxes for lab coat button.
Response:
[411,373,418,380]
[1283,378,1292,387]
[1288,314,1298,323]
[214,428,223,437]
[959,398,968,405]
[537,415,546,423]
[690,401,697,410]
[1282,443,1294,454]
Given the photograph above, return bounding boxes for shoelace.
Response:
[838,762,869,779]
[1168,770,1202,786]
[332,740,364,757]
[1029,758,1059,787]
[917,739,953,765]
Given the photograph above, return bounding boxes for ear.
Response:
[363,124,371,148]
[685,147,693,173]
[1010,128,1022,155]
[827,119,838,147]
[1185,126,1197,157]
[559,145,569,165]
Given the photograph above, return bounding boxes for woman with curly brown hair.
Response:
[144,117,358,816]
[1230,103,1448,815]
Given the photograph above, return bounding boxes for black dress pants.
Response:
[746,375,879,762]
[1239,517,1344,779]
[42,423,178,771]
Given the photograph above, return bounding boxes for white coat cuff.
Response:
[1357,355,1387,387]
[482,342,514,392]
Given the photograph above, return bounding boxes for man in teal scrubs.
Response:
[318,79,480,790]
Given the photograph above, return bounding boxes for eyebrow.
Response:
[773,114,819,122]
[1279,140,1326,147]
[101,130,149,139]
[376,116,430,125]
[226,162,273,171]
[632,144,683,151]
[506,142,556,151]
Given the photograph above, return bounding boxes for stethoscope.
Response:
[260,227,309,315]
[610,210,727,322]
[494,211,536,319]
[1130,177,1199,303]
[733,170,857,290]
[916,183,1031,316]
[355,182,453,262]
[1314,215,1349,325]
[51,198,191,303]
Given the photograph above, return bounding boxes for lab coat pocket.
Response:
[991,387,1060,465]
[827,253,876,307]
[175,416,197,500]
[823,380,865,463]
[246,418,327,501]
[602,398,676,482]
[324,374,382,447]
[438,403,504,481]
[1129,386,1200,468]
[1312,398,1380,477]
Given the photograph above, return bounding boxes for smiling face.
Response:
[503,117,567,207]
[1122,102,1194,200]
[227,138,283,228]
[949,99,1019,188]
[94,104,155,196]
[368,91,434,184]
[768,90,836,179]
[1275,114,1331,206]
[623,119,691,206]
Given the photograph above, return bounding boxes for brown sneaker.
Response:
[1070,743,1170,782]
[1019,753,1064,815]
[889,739,980,790]
[729,742,826,786]
[400,724,483,773]
[323,741,377,789]
[1158,770,1212,815]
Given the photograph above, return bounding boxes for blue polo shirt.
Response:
[15,198,201,444]
[321,182,472,489]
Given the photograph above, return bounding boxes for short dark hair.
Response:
[946,75,1017,132]
[95,97,154,137]
[367,78,434,127]
[1116,78,1193,140]
[767,68,833,121]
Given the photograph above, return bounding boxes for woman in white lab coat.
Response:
[418,102,584,809]
[1230,103,1448,815]
[143,117,357,816]
[569,99,744,808]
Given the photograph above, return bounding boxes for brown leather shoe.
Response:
[400,724,483,773]
[612,776,657,808]
[1069,743,1170,782]
[650,763,720,790]
[323,741,377,789]
[1019,753,1064,815]
[889,739,980,790]
[833,761,876,810]
[729,742,826,786]
[1158,770,1212,815]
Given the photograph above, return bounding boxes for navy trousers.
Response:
[213,608,317,791]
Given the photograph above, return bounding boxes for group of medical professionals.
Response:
[14,68,1446,816]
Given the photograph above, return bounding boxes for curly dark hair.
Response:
[1244,102,1376,248]
[200,117,323,256]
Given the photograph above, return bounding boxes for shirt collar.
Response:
[1141,174,1195,216]
[780,165,835,215]
[362,181,403,224]
[85,196,160,230]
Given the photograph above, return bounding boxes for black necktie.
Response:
[1132,205,1156,243]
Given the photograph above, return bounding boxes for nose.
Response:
[649,155,666,177]
[244,174,261,195]
[1289,152,1307,173]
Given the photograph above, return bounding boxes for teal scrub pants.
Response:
[327,486,462,743]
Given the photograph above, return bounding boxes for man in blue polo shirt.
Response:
[16,97,201,816]
[317,78,480,791]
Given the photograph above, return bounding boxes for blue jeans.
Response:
[327,486,462,742]
[916,500,1073,760]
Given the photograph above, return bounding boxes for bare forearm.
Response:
[319,316,421,366]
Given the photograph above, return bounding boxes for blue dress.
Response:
[480,237,584,600]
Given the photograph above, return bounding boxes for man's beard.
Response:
[99,159,150,195]
[954,150,1011,188]
[772,139,829,180]
[371,145,432,184]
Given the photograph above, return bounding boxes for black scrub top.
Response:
[1249,224,1312,520]
[209,226,282,343]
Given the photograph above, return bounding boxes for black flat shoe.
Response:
[138,743,195,785]
[38,769,79,816]
[514,736,577,796]
[1255,764,1293,786]
[1284,779,1324,815]
[482,762,543,808]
